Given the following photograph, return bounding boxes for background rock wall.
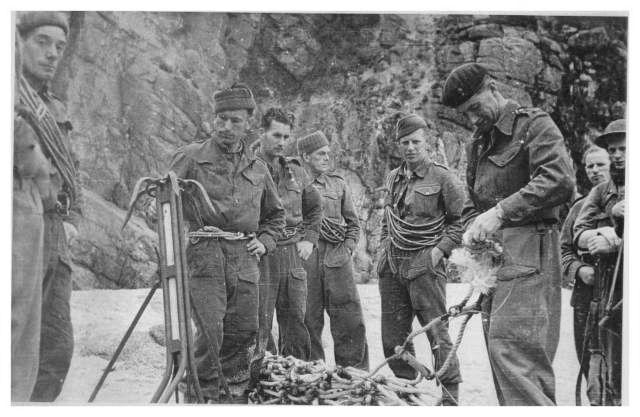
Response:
[47,12,627,288]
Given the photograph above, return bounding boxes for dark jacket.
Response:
[462,100,574,227]
[169,138,285,253]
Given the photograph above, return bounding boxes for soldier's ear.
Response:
[302,153,310,163]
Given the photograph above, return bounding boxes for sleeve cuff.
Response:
[499,192,528,223]
[436,237,457,257]
[258,233,277,254]
[304,230,319,247]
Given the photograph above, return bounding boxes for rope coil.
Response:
[384,206,445,251]
[320,217,347,243]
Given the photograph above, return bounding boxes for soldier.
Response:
[378,114,465,405]
[573,119,626,405]
[12,31,53,400]
[298,131,369,370]
[559,146,610,388]
[441,63,574,405]
[169,84,285,402]
[17,12,81,402]
[253,108,322,360]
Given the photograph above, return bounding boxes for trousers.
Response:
[187,239,259,400]
[303,240,369,369]
[257,242,310,359]
[482,225,561,405]
[378,246,462,384]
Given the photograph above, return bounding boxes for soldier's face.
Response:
[21,26,67,82]
[585,151,611,185]
[214,109,250,146]
[457,88,500,134]
[606,135,626,170]
[398,129,430,165]
[262,120,291,159]
[304,145,331,174]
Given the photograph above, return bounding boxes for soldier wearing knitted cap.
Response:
[298,131,369,370]
[378,114,466,405]
[15,11,82,402]
[442,63,575,405]
[573,119,626,405]
[169,83,285,403]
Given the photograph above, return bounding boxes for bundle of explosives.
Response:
[249,353,437,405]
[448,240,503,294]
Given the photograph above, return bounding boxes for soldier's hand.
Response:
[63,221,78,243]
[430,247,444,268]
[296,240,314,261]
[247,238,267,257]
[577,265,595,286]
[586,235,617,255]
[467,206,503,243]
[611,200,625,218]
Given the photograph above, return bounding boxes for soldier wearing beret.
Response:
[169,84,285,402]
[442,63,575,405]
[298,131,369,370]
[378,114,466,405]
[253,108,322,361]
[573,120,626,405]
[16,11,82,402]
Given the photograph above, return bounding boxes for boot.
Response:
[441,383,459,406]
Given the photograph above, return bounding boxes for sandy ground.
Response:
[57,284,586,405]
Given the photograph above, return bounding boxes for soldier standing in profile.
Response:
[378,114,465,405]
[17,11,82,402]
[441,63,574,405]
[253,108,322,360]
[298,131,369,370]
[169,84,285,402]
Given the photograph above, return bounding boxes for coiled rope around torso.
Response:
[384,206,445,251]
[320,217,347,244]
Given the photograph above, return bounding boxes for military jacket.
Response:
[573,179,625,244]
[382,160,465,256]
[169,138,285,253]
[311,172,360,250]
[257,153,322,246]
[462,100,574,227]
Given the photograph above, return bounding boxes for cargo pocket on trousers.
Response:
[323,243,351,268]
[236,267,260,332]
[407,248,444,281]
[497,227,541,281]
[289,268,308,308]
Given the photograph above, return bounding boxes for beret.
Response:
[298,131,330,155]
[442,63,488,108]
[594,119,626,148]
[17,11,69,36]
[214,83,255,113]
[396,114,427,141]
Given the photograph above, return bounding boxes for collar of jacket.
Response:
[493,100,522,136]
[396,159,432,181]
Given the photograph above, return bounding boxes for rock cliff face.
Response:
[48,12,626,288]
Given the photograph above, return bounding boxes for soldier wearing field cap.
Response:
[298,131,369,370]
[378,114,466,405]
[573,119,626,405]
[169,83,285,402]
[442,63,575,405]
[16,11,82,402]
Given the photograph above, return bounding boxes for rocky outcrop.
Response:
[46,12,626,287]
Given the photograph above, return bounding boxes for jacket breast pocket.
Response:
[322,191,341,219]
[285,184,303,217]
[412,184,441,217]
[488,141,524,168]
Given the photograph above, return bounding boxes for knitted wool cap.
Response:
[17,11,69,36]
[396,114,427,141]
[214,83,255,113]
[297,131,330,155]
[594,119,626,148]
[441,63,489,108]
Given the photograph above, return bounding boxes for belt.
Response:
[187,226,255,245]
